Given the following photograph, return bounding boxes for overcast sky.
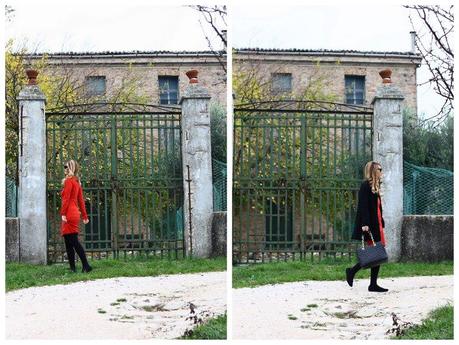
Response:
[5,1,452,119]
[233,5,415,52]
[5,0,224,52]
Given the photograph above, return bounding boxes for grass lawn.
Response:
[6,256,226,292]
[393,305,453,340]
[233,259,453,288]
[180,313,227,339]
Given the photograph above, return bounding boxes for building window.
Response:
[159,76,179,105]
[272,73,292,93]
[345,75,365,105]
[85,76,106,97]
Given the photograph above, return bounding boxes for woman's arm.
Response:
[358,183,371,228]
[60,178,73,216]
[77,184,89,221]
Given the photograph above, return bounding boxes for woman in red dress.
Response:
[346,161,388,292]
[61,160,92,273]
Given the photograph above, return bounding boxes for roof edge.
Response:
[23,50,226,58]
[234,48,421,59]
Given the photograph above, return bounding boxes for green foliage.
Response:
[5,39,151,183]
[233,56,339,104]
[232,260,453,288]
[210,102,227,162]
[180,313,227,339]
[393,305,453,340]
[5,40,44,181]
[210,102,227,211]
[403,109,453,170]
[5,256,226,291]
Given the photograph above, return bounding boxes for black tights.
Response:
[349,262,381,286]
[63,234,90,270]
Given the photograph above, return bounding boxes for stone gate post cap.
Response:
[371,84,404,104]
[179,70,211,103]
[17,69,46,101]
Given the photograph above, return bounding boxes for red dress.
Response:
[60,176,88,236]
[376,195,386,246]
[366,194,386,246]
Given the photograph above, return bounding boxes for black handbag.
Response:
[356,231,388,268]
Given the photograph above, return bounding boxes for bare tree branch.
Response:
[5,4,15,22]
[404,5,454,125]
[187,5,227,79]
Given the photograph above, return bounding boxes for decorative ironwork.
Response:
[235,100,374,114]
[46,103,184,262]
[233,100,373,264]
[47,102,181,115]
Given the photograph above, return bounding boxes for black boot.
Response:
[368,265,388,292]
[346,263,361,287]
[82,265,93,273]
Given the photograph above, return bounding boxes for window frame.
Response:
[158,75,180,105]
[271,73,293,94]
[85,76,106,97]
[344,75,366,105]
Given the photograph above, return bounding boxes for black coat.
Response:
[352,180,385,243]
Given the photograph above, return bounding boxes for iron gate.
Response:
[46,103,184,262]
[233,100,373,264]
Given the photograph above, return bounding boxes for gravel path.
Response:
[233,275,453,339]
[6,271,226,340]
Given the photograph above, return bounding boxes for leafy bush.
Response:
[403,109,453,170]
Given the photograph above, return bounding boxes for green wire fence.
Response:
[213,159,227,211]
[403,160,453,215]
[6,176,17,217]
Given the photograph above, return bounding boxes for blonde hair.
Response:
[364,161,382,194]
[62,159,81,185]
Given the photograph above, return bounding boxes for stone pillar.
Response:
[371,69,404,262]
[179,70,213,258]
[17,69,47,264]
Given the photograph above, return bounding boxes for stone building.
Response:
[25,50,226,105]
[25,47,421,112]
[233,48,422,112]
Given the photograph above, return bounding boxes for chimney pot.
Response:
[410,31,416,53]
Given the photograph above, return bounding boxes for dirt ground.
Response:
[6,271,226,340]
[233,275,453,339]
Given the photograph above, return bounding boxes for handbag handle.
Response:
[361,231,376,249]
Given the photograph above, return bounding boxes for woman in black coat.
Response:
[346,161,388,292]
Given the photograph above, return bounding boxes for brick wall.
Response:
[28,52,227,105]
[234,50,421,112]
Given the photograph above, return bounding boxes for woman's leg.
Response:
[368,265,388,292]
[63,235,76,272]
[346,262,361,287]
[70,234,92,272]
